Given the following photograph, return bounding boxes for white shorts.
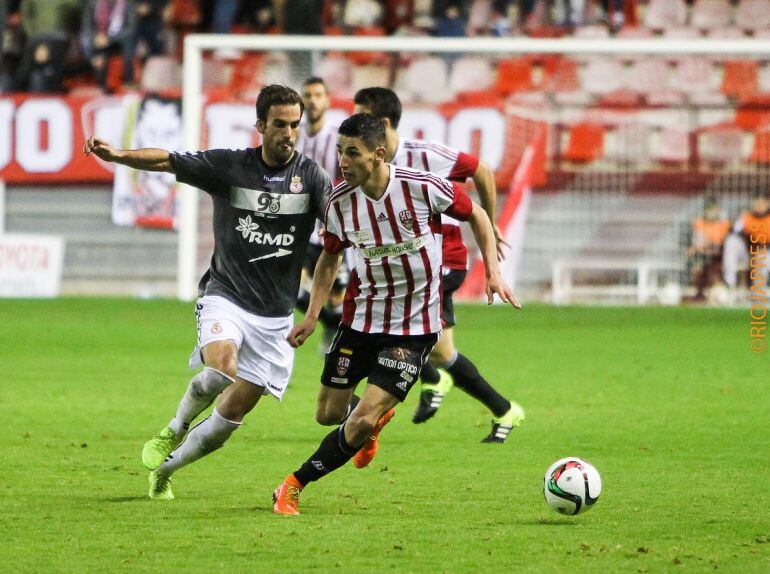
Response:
[189,295,294,400]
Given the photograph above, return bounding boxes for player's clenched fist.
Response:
[83,137,121,163]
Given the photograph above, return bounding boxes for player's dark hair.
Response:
[302,76,328,91]
[353,87,402,129]
[339,113,387,150]
[256,85,304,123]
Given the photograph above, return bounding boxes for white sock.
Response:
[159,408,241,476]
[168,367,235,437]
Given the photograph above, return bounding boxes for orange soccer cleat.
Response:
[272,474,303,515]
[352,407,395,469]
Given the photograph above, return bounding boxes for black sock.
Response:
[446,353,511,418]
[296,290,310,313]
[318,304,342,330]
[420,362,441,384]
[294,424,360,486]
[343,394,361,422]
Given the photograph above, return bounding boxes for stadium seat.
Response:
[662,27,701,39]
[544,57,580,93]
[735,94,770,129]
[351,64,389,95]
[348,26,388,65]
[400,56,451,104]
[735,0,770,30]
[698,125,744,163]
[759,62,770,92]
[610,122,650,163]
[749,129,770,163]
[317,56,354,97]
[690,0,732,30]
[644,0,688,29]
[141,56,183,92]
[495,58,534,95]
[574,25,610,38]
[581,58,624,95]
[628,58,671,93]
[672,58,718,95]
[449,56,494,95]
[653,128,690,163]
[706,27,745,39]
[720,60,759,100]
[227,54,264,98]
[564,122,605,162]
[616,26,654,39]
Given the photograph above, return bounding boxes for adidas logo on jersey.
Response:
[376,212,389,222]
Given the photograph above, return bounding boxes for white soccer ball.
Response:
[543,457,602,515]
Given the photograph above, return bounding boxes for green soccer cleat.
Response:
[142,426,182,470]
[412,369,454,424]
[148,470,174,500]
[481,401,525,443]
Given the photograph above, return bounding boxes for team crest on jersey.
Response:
[211,323,223,334]
[290,176,303,193]
[336,356,351,376]
[398,210,414,231]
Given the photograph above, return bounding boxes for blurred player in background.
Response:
[723,193,770,298]
[85,85,331,500]
[353,87,525,445]
[295,76,348,349]
[272,114,520,515]
[687,198,730,302]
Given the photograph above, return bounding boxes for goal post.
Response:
[178,34,770,303]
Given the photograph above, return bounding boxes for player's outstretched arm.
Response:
[472,159,509,261]
[83,137,174,172]
[287,249,343,348]
[468,202,521,309]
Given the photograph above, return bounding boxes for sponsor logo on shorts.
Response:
[340,347,353,356]
[398,209,414,231]
[396,380,408,391]
[400,370,414,383]
[336,356,351,376]
[362,235,428,260]
[377,356,419,374]
[211,323,223,334]
[290,176,303,193]
[330,376,348,384]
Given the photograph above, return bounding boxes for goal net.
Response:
[179,35,770,305]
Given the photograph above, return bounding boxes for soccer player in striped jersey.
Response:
[295,76,348,349]
[353,87,525,443]
[272,114,520,514]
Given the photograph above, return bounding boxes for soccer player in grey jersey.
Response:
[84,85,331,500]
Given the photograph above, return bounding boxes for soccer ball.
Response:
[543,457,602,515]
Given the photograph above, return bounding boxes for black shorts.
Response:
[441,268,467,328]
[303,243,350,290]
[321,325,438,402]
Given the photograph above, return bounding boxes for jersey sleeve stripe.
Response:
[394,169,455,201]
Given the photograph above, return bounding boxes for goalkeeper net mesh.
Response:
[182,36,769,304]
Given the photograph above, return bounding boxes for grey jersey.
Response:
[170,147,330,317]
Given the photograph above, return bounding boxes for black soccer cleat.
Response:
[412,389,444,423]
[481,402,525,443]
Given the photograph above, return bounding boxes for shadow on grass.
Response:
[100,496,149,503]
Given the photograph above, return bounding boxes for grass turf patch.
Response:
[1,299,768,573]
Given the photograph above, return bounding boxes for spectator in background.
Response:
[1,9,25,92]
[343,0,384,28]
[432,0,468,37]
[200,0,239,33]
[124,0,168,75]
[82,0,133,92]
[238,0,276,33]
[20,0,82,92]
[599,0,623,32]
[687,199,731,301]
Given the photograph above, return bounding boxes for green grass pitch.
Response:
[1,299,768,573]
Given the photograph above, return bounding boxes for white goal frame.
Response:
[178,34,769,301]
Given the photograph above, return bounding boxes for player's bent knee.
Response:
[191,367,235,399]
[315,407,345,426]
[345,409,377,439]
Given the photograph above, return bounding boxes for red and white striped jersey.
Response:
[323,165,473,336]
[296,121,340,245]
[392,138,480,270]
